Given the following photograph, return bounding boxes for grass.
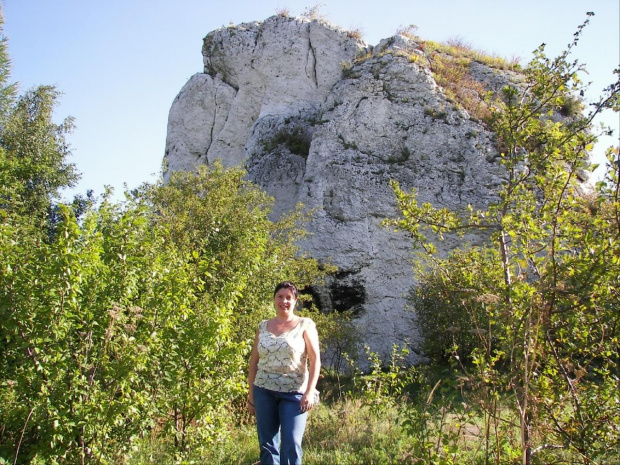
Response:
[395,24,419,40]
[127,368,620,464]
[338,32,520,125]
[275,7,290,18]
[417,46,494,123]
[128,398,415,464]
[127,369,486,464]
[127,399,520,464]
[305,398,411,464]
[346,27,364,41]
[426,37,521,72]
[301,4,327,22]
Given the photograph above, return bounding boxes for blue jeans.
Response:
[253,385,308,465]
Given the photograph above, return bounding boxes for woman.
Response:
[248,281,321,465]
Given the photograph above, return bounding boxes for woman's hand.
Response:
[247,329,259,416]
[301,319,321,413]
[247,399,256,415]
[300,392,315,412]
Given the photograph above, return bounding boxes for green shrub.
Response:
[263,126,312,158]
[409,247,501,363]
[0,162,327,463]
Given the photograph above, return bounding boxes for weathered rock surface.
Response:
[164,15,517,363]
[165,16,364,175]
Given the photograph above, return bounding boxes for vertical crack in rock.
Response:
[208,84,219,155]
[366,217,376,257]
[205,80,237,163]
[306,24,318,88]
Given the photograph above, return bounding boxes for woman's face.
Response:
[274,288,297,315]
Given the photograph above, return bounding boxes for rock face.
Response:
[165,16,363,175]
[164,15,515,363]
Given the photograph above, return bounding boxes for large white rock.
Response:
[164,15,365,178]
[164,15,516,364]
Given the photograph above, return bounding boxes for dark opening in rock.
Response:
[330,271,366,314]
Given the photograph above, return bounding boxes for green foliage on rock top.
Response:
[422,37,521,72]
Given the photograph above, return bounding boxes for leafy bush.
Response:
[558,94,585,117]
[388,14,620,463]
[409,247,501,363]
[0,158,327,463]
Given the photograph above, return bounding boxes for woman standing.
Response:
[248,281,321,465]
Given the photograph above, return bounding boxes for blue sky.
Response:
[3,0,619,199]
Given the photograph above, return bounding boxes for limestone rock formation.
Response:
[164,14,518,363]
[165,16,364,175]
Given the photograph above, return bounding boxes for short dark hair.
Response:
[273,281,298,298]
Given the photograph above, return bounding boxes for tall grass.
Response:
[128,398,413,464]
[128,364,618,464]
[305,398,411,464]
[425,38,521,72]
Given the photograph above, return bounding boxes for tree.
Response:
[0,12,80,240]
[0,10,329,462]
[0,162,327,463]
[0,10,328,460]
[135,163,325,453]
[0,85,78,225]
[407,247,501,363]
[388,14,620,464]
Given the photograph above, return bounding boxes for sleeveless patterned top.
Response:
[254,317,315,393]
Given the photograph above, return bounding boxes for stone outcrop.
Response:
[165,16,364,175]
[164,14,518,363]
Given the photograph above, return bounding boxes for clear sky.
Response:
[3,0,619,200]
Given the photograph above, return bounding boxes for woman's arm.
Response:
[247,329,260,415]
[301,319,321,412]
